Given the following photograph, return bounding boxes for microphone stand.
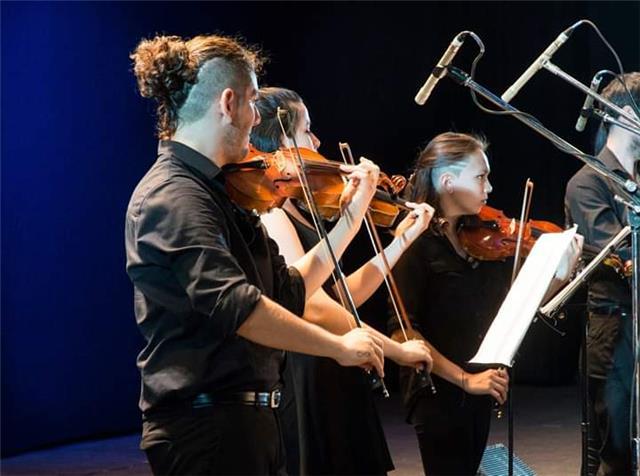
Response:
[444,64,640,476]
[541,61,640,133]
[592,108,640,137]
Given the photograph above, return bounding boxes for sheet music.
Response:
[469,226,577,367]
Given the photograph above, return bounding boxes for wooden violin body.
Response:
[458,205,563,261]
[223,145,407,227]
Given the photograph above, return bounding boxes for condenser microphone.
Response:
[415,32,469,106]
[501,21,581,103]
[575,70,605,132]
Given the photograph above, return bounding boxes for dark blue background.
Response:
[2,1,638,456]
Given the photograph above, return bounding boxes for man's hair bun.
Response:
[130,35,198,107]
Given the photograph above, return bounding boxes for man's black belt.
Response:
[192,389,282,409]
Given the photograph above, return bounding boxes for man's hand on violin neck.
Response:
[338,157,380,223]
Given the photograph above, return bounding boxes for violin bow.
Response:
[496,180,535,421]
[511,179,534,284]
[275,108,389,398]
[338,142,436,394]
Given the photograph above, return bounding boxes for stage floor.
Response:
[383,384,581,475]
[2,384,581,475]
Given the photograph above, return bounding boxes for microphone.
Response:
[501,21,581,103]
[575,70,605,132]
[415,32,469,105]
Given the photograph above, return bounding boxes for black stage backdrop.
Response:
[2,1,638,456]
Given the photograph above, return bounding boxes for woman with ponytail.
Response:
[251,86,435,475]
[390,132,581,475]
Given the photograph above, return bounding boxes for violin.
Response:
[458,205,563,261]
[223,145,409,227]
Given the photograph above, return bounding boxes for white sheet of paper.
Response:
[469,226,577,367]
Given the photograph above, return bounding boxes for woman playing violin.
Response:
[389,132,582,475]
[250,87,435,475]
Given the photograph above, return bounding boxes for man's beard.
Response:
[223,124,250,163]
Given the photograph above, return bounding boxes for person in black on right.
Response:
[565,72,640,476]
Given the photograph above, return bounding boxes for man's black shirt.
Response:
[125,141,305,413]
[565,146,632,312]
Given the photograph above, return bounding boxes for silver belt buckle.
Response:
[270,389,281,408]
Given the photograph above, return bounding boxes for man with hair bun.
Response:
[565,72,640,476]
[126,34,386,475]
